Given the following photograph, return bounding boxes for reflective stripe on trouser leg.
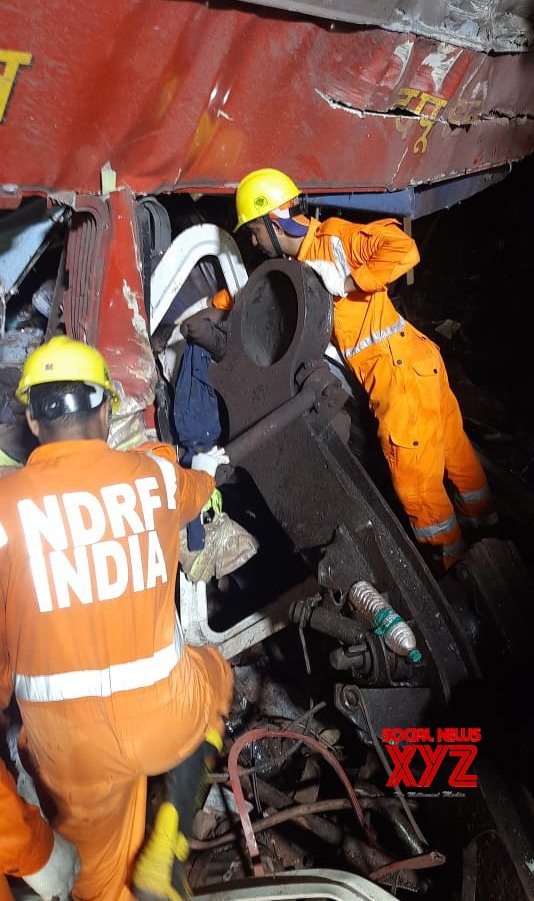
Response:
[382,434,465,569]
[413,517,465,568]
[440,375,497,528]
[453,484,498,529]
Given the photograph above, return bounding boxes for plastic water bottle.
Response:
[348,580,422,664]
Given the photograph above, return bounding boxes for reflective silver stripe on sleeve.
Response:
[14,620,184,703]
[455,486,492,504]
[412,513,458,541]
[146,451,178,509]
[330,235,351,278]
[344,316,406,360]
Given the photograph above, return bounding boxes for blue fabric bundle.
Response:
[174,340,221,551]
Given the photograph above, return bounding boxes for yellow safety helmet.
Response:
[235,168,301,230]
[16,335,121,413]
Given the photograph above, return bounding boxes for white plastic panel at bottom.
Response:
[193,868,396,900]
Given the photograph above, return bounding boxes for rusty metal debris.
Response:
[227,727,371,876]
[369,849,446,881]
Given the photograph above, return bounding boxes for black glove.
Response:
[181,316,227,361]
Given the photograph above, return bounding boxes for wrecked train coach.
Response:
[1,1,534,899]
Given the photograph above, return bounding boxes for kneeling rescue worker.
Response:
[0,756,79,900]
[201,168,497,572]
[0,335,234,900]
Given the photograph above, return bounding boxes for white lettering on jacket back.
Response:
[18,478,169,612]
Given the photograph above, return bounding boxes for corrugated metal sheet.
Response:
[0,0,533,199]
[232,0,534,53]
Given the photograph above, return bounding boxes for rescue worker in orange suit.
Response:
[0,756,79,900]
[188,168,497,572]
[0,336,234,901]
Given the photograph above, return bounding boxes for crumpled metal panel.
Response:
[0,201,65,297]
[0,0,533,198]
[61,190,157,411]
[232,0,534,53]
[96,190,157,410]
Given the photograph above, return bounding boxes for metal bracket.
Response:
[179,572,290,659]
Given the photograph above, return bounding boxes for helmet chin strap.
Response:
[263,215,284,258]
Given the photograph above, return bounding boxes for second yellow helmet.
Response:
[16,335,120,413]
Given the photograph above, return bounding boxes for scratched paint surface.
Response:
[0,0,533,197]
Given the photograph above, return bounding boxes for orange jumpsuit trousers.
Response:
[0,758,54,901]
[298,216,496,567]
[0,439,233,900]
[215,216,496,567]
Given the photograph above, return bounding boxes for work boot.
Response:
[133,802,191,901]
[133,729,223,900]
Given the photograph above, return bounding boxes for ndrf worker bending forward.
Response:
[200,168,497,571]
[0,336,233,900]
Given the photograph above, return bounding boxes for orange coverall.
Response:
[214,217,495,566]
[0,439,233,901]
[0,757,53,901]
